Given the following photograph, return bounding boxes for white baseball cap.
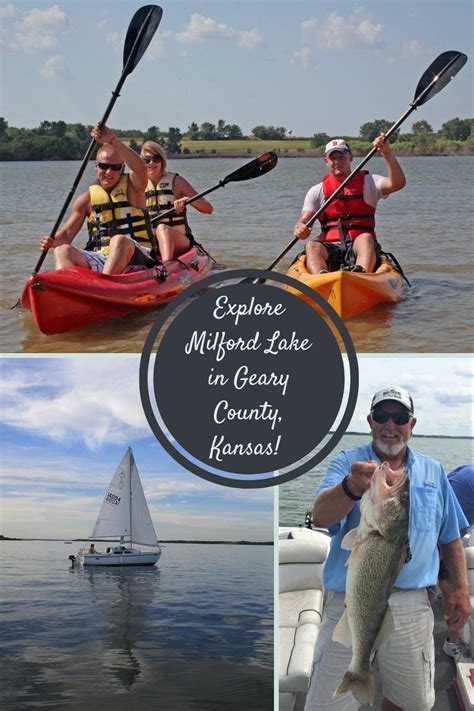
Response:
[324,139,351,156]
[371,386,414,413]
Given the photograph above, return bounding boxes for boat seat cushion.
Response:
[458,546,474,655]
[280,588,323,693]
[279,536,328,595]
[279,691,296,711]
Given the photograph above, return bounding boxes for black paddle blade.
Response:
[413,51,467,107]
[123,5,163,75]
[223,151,278,184]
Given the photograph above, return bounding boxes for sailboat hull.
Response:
[83,551,161,566]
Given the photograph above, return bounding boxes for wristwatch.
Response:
[341,475,361,501]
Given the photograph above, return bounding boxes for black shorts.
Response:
[310,237,381,270]
[128,245,157,269]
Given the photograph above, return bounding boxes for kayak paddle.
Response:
[149,151,278,225]
[25,5,163,283]
[251,50,468,283]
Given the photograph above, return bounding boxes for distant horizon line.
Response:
[343,431,472,439]
[0,537,273,545]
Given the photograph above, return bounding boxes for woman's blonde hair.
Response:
[140,140,167,172]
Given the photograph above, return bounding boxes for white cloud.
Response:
[176,13,261,49]
[0,2,15,17]
[301,9,383,51]
[39,54,68,78]
[176,14,235,42]
[352,356,473,437]
[290,47,311,68]
[401,39,427,57]
[14,4,70,53]
[0,360,149,449]
[0,27,17,49]
[238,29,262,49]
[145,33,167,60]
[106,30,120,52]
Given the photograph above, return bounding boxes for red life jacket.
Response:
[319,171,376,242]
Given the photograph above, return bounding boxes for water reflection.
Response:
[2,157,473,353]
[83,566,160,691]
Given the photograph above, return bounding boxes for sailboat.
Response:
[74,448,161,567]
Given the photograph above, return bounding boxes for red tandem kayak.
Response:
[21,245,213,335]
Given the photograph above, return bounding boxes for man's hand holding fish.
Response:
[304,386,469,711]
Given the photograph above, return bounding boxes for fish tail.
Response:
[334,670,375,705]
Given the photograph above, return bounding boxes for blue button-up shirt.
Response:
[317,443,468,592]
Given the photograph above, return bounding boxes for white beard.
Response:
[373,434,407,458]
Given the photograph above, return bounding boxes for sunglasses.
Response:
[143,154,162,164]
[97,162,123,171]
[371,410,412,426]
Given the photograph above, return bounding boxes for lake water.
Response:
[279,432,474,526]
[0,541,273,711]
[1,156,473,353]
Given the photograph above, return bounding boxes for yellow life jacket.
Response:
[145,173,191,236]
[86,174,154,254]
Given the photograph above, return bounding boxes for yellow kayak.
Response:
[286,255,404,319]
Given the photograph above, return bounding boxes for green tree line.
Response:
[309,118,474,149]
[0,116,472,160]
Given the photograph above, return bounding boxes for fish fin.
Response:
[373,607,395,651]
[334,670,375,705]
[341,529,359,550]
[332,610,352,647]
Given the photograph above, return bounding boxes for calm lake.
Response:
[1,156,473,353]
[0,541,273,711]
[279,432,474,526]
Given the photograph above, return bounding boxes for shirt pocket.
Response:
[410,485,438,533]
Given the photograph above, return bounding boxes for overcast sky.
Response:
[1,0,472,136]
[1,355,472,539]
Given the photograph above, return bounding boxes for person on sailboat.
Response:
[88,543,97,554]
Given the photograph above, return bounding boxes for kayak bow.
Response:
[21,245,212,335]
[286,255,403,319]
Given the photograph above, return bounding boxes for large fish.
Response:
[332,462,410,705]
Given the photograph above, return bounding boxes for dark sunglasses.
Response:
[371,410,412,426]
[143,154,162,164]
[97,162,123,171]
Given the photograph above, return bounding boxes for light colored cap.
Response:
[371,386,414,413]
[324,139,351,156]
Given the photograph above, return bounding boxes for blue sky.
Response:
[0,357,274,539]
[1,0,472,136]
[1,355,472,539]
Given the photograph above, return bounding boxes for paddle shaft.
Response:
[33,6,157,275]
[150,152,277,225]
[150,180,225,225]
[266,51,464,272]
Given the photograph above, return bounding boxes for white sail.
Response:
[129,450,159,547]
[91,448,158,547]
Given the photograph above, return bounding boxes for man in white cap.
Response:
[304,386,470,711]
[294,135,406,274]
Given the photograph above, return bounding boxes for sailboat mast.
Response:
[129,448,133,546]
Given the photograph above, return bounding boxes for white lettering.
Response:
[233,364,290,397]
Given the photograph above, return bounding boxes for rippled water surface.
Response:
[279,432,474,526]
[1,156,473,352]
[0,541,273,710]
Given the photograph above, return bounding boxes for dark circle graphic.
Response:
[140,269,359,488]
[154,283,343,473]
